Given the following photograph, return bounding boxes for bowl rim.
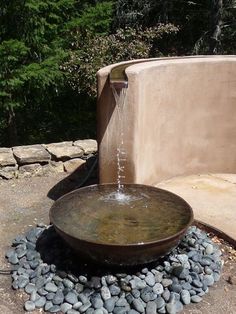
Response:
[49,183,194,247]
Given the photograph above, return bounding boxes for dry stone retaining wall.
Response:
[0,139,97,179]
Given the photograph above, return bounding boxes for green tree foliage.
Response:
[114,0,236,54]
[0,0,235,146]
[0,0,98,145]
[64,24,179,96]
[66,1,114,35]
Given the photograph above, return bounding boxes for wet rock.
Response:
[46,292,55,301]
[132,299,145,313]
[140,286,152,302]
[8,252,19,265]
[153,283,164,295]
[67,273,79,283]
[18,275,29,288]
[191,295,202,303]
[113,307,127,314]
[169,284,181,293]
[53,290,64,305]
[38,288,48,296]
[166,302,176,314]
[45,282,58,293]
[180,290,190,305]
[205,244,214,255]
[204,274,214,286]
[25,283,37,294]
[24,300,36,311]
[145,273,155,287]
[35,296,46,308]
[157,305,166,313]
[172,266,184,277]
[48,305,61,312]
[192,279,203,288]
[162,289,170,302]
[162,279,173,288]
[75,282,84,294]
[146,301,157,314]
[65,291,78,304]
[126,293,134,304]
[79,275,88,284]
[213,272,220,282]
[61,302,73,312]
[175,300,183,312]
[121,281,132,292]
[78,293,90,304]
[101,286,111,300]
[105,275,117,285]
[73,301,83,309]
[109,284,121,296]
[104,298,115,312]
[130,276,146,290]
[45,301,54,311]
[63,278,75,289]
[131,289,140,298]
[79,301,92,312]
[128,310,140,314]
[116,297,128,307]
[155,296,165,309]
[91,296,104,309]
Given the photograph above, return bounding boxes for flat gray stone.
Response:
[42,161,64,174]
[45,141,84,160]
[0,165,18,179]
[18,164,43,178]
[0,148,16,166]
[74,139,97,154]
[64,158,86,172]
[13,145,50,164]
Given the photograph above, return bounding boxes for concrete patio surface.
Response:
[0,173,235,313]
[156,173,236,241]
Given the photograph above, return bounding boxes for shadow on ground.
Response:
[47,156,98,201]
[36,225,156,277]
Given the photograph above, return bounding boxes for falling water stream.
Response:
[108,84,138,204]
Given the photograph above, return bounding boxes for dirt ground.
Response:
[0,173,235,314]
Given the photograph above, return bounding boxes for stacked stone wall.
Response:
[0,139,97,179]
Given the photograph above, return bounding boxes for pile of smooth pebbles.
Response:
[6,225,223,314]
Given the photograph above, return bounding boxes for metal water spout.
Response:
[109,63,129,89]
[109,58,170,89]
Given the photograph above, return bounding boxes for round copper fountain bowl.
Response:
[49,184,194,266]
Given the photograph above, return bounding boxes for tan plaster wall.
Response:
[97,56,236,185]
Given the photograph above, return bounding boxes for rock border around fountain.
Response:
[6,224,222,314]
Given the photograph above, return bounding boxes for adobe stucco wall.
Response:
[97,56,236,185]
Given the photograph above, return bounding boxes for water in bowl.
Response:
[53,185,192,245]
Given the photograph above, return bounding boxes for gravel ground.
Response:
[0,174,235,314]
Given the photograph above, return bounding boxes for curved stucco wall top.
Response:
[97,56,236,185]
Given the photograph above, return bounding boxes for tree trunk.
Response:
[7,107,18,146]
[209,0,223,54]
